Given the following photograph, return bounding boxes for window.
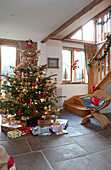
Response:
[0,42,18,87]
[71,20,94,42]
[83,20,94,42]
[62,48,85,83]
[95,8,111,42]
[71,29,82,40]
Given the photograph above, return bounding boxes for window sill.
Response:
[61,82,88,85]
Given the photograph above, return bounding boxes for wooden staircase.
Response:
[64,95,91,116]
[64,36,111,117]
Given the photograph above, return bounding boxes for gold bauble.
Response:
[13,80,16,84]
[3,79,7,85]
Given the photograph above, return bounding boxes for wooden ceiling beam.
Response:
[41,0,104,43]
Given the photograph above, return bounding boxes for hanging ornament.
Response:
[42,93,46,97]
[3,79,7,85]
[17,110,22,114]
[36,78,38,81]
[30,98,32,106]
[39,91,41,94]
[13,80,16,84]
[15,88,18,92]
[40,81,42,84]
[31,82,35,86]
[18,72,22,76]
[22,99,24,102]
[40,98,44,102]
[25,73,28,77]
[44,106,47,110]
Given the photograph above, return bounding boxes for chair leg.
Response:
[81,114,92,125]
[92,111,110,129]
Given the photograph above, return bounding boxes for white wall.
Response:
[38,40,88,103]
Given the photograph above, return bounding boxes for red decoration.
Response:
[42,93,46,96]
[40,81,42,84]
[17,110,22,114]
[22,99,24,102]
[18,72,22,76]
[43,67,45,69]
[91,86,99,93]
[40,72,43,75]
[30,98,32,106]
[26,39,33,48]
[21,127,31,135]
[92,97,100,106]
[3,105,6,107]
[15,89,18,92]
[31,83,35,86]
[71,60,79,70]
[46,89,48,91]
[4,91,7,93]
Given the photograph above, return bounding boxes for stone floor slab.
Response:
[43,143,87,163]
[0,137,31,156]
[26,133,73,151]
[14,152,52,170]
[52,156,97,170]
[72,133,111,153]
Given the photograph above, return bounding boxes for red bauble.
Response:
[22,99,24,102]
[15,89,18,92]
[4,91,7,93]
[40,81,42,84]
[42,93,46,96]
[3,105,6,107]
[18,72,22,76]
[17,110,22,114]
[46,89,48,91]
[43,67,45,69]
[32,83,35,86]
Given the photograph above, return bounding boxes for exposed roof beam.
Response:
[41,0,104,43]
[63,5,111,39]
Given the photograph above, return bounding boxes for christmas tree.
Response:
[0,39,60,123]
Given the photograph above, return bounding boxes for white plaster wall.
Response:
[38,40,88,103]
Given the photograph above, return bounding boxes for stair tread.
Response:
[66,103,89,111]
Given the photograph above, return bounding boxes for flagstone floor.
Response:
[1,110,111,170]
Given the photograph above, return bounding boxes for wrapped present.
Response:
[50,122,65,133]
[38,118,55,127]
[1,121,27,132]
[21,127,32,135]
[32,126,51,136]
[55,119,68,129]
[92,97,100,106]
[7,129,22,139]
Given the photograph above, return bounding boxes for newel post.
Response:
[88,66,93,93]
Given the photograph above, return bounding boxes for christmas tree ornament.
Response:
[13,80,16,84]
[17,110,22,114]
[3,79,7,85]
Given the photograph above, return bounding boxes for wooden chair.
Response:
[80,89,111,129]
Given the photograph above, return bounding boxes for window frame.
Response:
[0,40,19,87]
[62,47,85,84]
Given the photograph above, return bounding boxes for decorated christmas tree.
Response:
[0,39,60,124]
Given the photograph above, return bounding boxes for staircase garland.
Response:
[88,35,111,67]
[96,10,111,25]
